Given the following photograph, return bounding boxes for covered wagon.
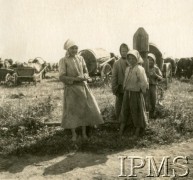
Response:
[79,48,116,84]
[149,43,163,71]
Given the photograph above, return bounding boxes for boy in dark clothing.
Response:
[111,43,129,120]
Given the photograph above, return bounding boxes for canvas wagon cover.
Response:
[32,57,45,65]
[79,48,111,75]
[149,43,163,70]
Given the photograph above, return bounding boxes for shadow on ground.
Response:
[0,118,192,176]
[0,123,146,174]
[43,152,107,176]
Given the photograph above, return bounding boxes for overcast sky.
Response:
[0,0,193,62]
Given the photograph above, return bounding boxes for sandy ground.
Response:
[0,139,193,180]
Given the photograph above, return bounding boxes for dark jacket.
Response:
[111,58,127,95]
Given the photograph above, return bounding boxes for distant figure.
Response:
[111,43,129,121]
[41,61,47,79]
[59,39,104,141]
[46,63,52,72]
[55,63,59,71]
[119,50,148,137]
[148,53,163,118]
[52,63,56,71]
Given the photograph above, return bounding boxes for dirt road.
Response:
[0,139,193,180]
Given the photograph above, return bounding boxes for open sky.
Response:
[0,0,193,62]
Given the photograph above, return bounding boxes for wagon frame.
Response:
[14,66,47,85]
[79,48,116,85]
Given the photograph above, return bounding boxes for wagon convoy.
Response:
[0,46,193,87]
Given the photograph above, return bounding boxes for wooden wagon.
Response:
[79,48,116,84]
[12,57,47,85]
[14,66,47,85]
[14,67,38,85]
[0,68,16,86]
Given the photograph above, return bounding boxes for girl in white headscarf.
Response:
[59,39,104,141]
[119,49,148,137]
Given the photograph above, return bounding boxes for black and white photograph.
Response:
[0,0,193,179]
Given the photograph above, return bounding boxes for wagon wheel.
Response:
[101,64,112,86]
[5,73,11,86]
[12,73,18,85]
[36,73,42,83]
[5,73,13,87]
[5,73,15,87]
[33,74,37,86]
[39,73,43,82]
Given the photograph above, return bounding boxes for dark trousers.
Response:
[115,93,124,120]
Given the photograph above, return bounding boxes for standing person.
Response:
[119,50,148,137]
[59,39,104,141]
[111,43,129,120]
[148,53,163,118]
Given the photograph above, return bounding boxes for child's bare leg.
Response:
[71,128,77,141]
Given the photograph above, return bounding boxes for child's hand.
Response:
[150,70,157,77]
[87,78,92,83]
[76,76,85,81]
[83,74,90,80]
[152,71,157,76]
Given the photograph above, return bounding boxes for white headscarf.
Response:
[63,39,77,50]
[148,53,156,62]
[127,49,144,64]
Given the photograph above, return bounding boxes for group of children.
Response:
[59,39,163,141]
[112,43,163,137]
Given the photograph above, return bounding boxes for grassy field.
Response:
[0,72,193,156]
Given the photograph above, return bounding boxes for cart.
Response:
[14,66,47,85]
[79,48,116,84]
